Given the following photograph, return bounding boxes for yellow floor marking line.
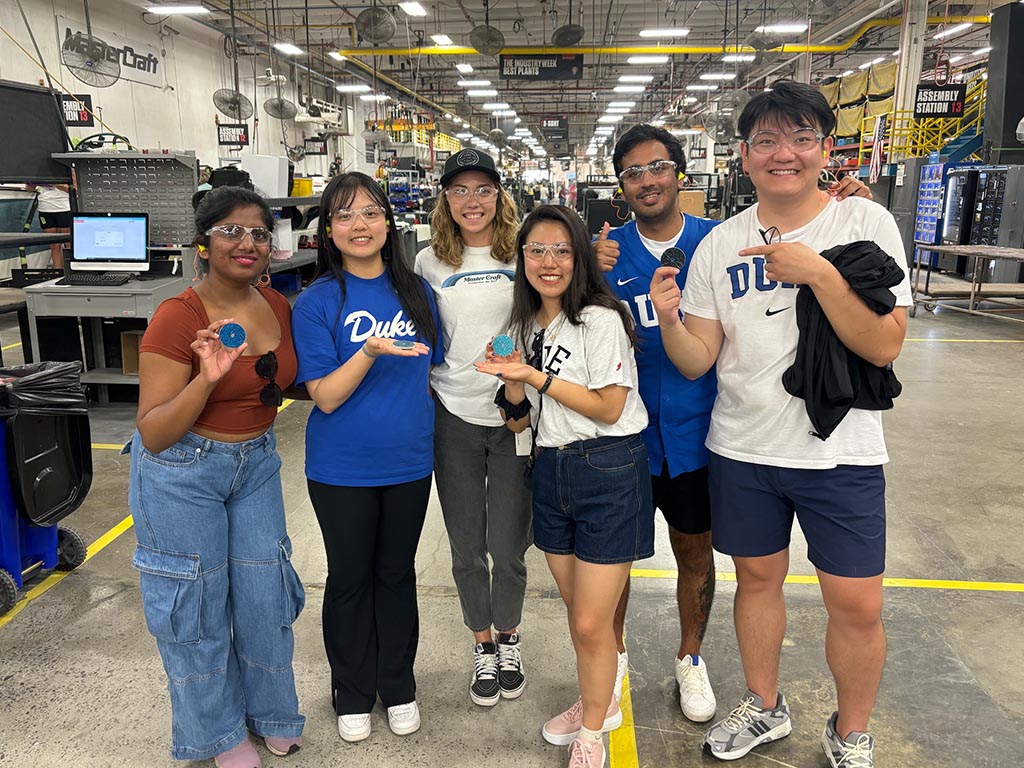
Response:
[631,569,1024,593]
[0,515,134,630]
[1,341,22,351]
[904,338,1024,343]
[609,669,640,768]
[92,443,126,451]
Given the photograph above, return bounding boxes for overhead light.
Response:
[638,28,690,38]
[482,102,510,109]
[627,55,669,64]
[456,63,474,73]
[431,34,454,45]
[682,96,698,104]
[685,84,718,91]
[605,107,631,113]
[456,132,473,139]
[399,2,428,15]
[458,79,492,87]
[754,23,807,34]
[972,46,992,56]
[328,51,346,61]
[949,55,964,63]
[514,116,521,123]
[145,4,209,13]
[858,56,885,69]
[586,147,598,156]
[840,70,854,76]
[598,114,624,123]
[360,94,389,101]
[595,127,616,134]
[466,89,498,97]
[619,75,653,83]
[891,49,900,57]
[933,23,972,40]
[700,73,736,80]
[336,83,371,92]
[608,101,635,108]
[274,42,304,56]
[613,85,646,93]
[514,127,531,134]
[492,110,517,117]
[722,54,755,63]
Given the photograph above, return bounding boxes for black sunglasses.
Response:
[529,329,545,371]
[255,351,283,407]
[759,226,782,245]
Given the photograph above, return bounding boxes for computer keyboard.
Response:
[57,272,132,287]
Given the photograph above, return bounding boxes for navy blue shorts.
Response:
[532,434,655,565]
[708,453,886,578]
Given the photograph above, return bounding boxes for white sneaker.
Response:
[337,713,371,742]
[614,652,629,702]
[387,701,421,735]
[675,654,716,723]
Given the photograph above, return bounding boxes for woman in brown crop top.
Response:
[126,187,305,768]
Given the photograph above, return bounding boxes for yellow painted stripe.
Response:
[631,569,1024,592]
[608,669,639,768]
[0,515,134,630]
[904,338,1024,343]
[1,341,21,351]
[92,443,126,451]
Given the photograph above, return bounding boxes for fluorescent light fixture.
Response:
[627,55,669,64]
[619,75,653,83]
[891,49,900,57]
[466,89,499,97]
[431,34,454,45]
[700,73,736,80]
[399,2,427,15]
[492,110,517,117]
[840,70,854,77]
[972,46,992,56]
[650,118,665,126]
[586,147,598,155]
[144,4,209,13]
[523,138,538,144]
[274,42,304,55]
[754,23,807,34]
[328,51,346,61]
[598,114,624,123]
[595,127,615,134]
[613,85,646,93]
[458,79,492,87]
[949,55,964,63]
[858,56,885,69]
[608,101,635,108]
[456,132,474,139]
[933,23,971,40]
[336,83,371,92]
[360,94,389,101]
[514,116,521,123]
[638,28,690,38]
[682,96,698,104]
[606,107,631,113]
[722,54,755,62]
[685,84,718,91]
[455,63,474,73]
[481,102,510,109]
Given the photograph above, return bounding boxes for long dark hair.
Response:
[192,187,274,277]
[313,172,437,348]
[509,205,635,350]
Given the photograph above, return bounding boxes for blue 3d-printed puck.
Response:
[392,340,416,349]
[218,323,246,348]
[492,334,515,357]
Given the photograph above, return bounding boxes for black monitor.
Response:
[0,80,70,184]
[70,213,150,273]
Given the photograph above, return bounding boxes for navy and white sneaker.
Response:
[703,689,792,761]
[821,711,875,767]
[471,642,500,706]
[496,631,526,699]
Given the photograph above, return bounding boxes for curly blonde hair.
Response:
[428,184,520,269]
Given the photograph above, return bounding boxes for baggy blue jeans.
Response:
[127,429,305,761]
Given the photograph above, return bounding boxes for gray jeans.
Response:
[434,398,533,632]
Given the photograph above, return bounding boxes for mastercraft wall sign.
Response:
[58,17,162,88]
[499,54,583,81]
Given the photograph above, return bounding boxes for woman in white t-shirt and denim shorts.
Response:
[476,205,652,768]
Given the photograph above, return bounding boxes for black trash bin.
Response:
[0,362,93,614]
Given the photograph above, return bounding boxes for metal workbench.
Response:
[911,242,1024,323]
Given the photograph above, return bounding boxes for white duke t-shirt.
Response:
[681,197,912,469]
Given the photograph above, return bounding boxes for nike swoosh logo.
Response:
[617,277,640,286]
[765,307,791,317]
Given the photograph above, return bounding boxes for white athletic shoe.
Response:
[614,651,629,702]
[675,654,717,723]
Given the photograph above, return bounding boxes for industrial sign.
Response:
[217,123,249,147]
[365,120,435,131]
[58,17,162,88]
[61,94,94,127]
[540,115,569,142]
[304,137,328,155]
[913,82,967,118]
[499,54,583,81]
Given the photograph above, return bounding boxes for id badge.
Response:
[515,427,533,457]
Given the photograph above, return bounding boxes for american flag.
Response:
[868,113,888,185]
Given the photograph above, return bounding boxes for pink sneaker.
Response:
[567,737,607,768]
[264,735,302,756]
[214,738,260,768]
[542,697,623,746]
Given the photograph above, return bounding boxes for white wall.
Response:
[0,0,377,178]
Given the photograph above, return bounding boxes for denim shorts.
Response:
[708,453,887,578]
[532,434,654,565]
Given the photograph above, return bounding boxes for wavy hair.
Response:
[313,172,437,348]
[509,205,635,350]
[428,181,519,268]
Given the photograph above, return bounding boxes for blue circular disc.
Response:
[218,323,246,348]
[492,334,515,357]
[392,339,416,349]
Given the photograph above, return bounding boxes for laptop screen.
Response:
[70,213,150,272]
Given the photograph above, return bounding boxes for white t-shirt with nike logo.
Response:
[681,197,912,469]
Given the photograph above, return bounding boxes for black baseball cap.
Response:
[440,149,502,187]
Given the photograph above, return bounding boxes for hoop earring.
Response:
[257,265,271,287]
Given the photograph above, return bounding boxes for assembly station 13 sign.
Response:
[914,82,967,118]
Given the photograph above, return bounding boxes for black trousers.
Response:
[308,476,431,714]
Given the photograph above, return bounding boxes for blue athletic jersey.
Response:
[293,272,443,487]
[605,216,721,476]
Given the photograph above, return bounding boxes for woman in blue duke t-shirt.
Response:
[292,172,441,744]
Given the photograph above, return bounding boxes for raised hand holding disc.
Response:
[661,248,687,270]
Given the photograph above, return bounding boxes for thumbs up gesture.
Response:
[594,221,620,272]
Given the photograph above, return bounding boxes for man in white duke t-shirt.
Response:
[649,80,911,768]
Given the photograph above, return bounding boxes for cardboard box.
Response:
[120,330,145,376]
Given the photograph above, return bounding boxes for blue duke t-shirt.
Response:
[293,272,443,486]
